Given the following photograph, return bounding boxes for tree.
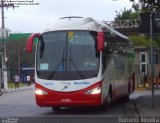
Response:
[114,7,139,20]
[153,35,160,47]
[129,35,160,47]
[132,0,160,47]
[132,0,160,13]
[130,35,150,46]
[4,36,35,79]
[114,5,160,48]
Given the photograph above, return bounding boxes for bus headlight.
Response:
[85,87,101,95]
[35,88,48,95]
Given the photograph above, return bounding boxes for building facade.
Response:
[134,46,160,89]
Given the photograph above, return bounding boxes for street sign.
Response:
[0,28,10,39]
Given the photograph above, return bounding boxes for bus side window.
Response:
[102,54,107,73]
[102,44,112,73]
[102,30,115,73]
[102,33,108,73]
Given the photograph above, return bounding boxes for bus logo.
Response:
[61,82,71,91]
[74,81,90,85]
[44,83,54,86]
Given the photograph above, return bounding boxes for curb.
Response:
[8,87,34,93]
[1,85,34,93]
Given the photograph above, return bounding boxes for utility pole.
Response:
[0,0,16,90]
[150,13,155,108]
[1,0,8,90]
[18,47,21,76]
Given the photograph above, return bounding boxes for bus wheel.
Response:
[107,93,112,106]
[0,90,2,96]
[100,92,112,110]
[108,86,112,105]
[122,95,129,102]
[128,82,131,94]
[122,83,130,102]
[99,91,112,110]
[52,107,61,111]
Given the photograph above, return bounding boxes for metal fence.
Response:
[104,19,140,29]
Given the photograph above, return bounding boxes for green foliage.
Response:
[114,6,160,48]
[133,0,160,13]
[115,7,139,20]
[3,35,35,73]
[8,81,26,89]
[153,36,160,47]
[129,35,150,46]
[129,35,160,47]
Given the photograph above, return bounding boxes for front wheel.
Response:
[121,94,129,102]
[52,107,61,111]
[0,90,2,96]
[99,93,112,110]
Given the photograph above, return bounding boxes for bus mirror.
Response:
[26,33,39,52]
[97,32,104,51]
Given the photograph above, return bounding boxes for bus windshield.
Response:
[36,31,100,80]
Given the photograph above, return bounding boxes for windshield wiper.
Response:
[47,47,65,80]
[69,47,85,79]
[39,36,45,58]
[69,57,85,79]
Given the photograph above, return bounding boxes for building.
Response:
[134,46,160,89]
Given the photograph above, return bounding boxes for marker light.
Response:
[35,88,48,95]
[85,87,101,95]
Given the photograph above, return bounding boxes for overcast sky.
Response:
[3,0,133,33]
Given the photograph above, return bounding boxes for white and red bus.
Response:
[26,17,135,111]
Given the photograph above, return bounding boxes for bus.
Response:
[26,17,135,111]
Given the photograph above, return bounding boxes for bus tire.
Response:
[107,93,111,105]
[106,86,112,106]
[122,95,129,102]
[99,87,112,110]
[99,103,109,110]
[122,82,130,102]
[128,82,131,94]
[52,107,61,111]
[0,90,2,96]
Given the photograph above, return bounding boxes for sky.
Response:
[2,0,134,33]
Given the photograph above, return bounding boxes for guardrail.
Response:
[104,19,140,29]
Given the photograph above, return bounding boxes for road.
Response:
[0,90,139,123]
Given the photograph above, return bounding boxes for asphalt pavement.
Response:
[1,85,160,123]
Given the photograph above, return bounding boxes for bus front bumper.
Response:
[35,83,102,107]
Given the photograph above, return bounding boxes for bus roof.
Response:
[43,17,101,32]
[42,17,129,40]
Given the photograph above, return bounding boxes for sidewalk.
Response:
[133,89,160,117]
[1,84,34,93]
